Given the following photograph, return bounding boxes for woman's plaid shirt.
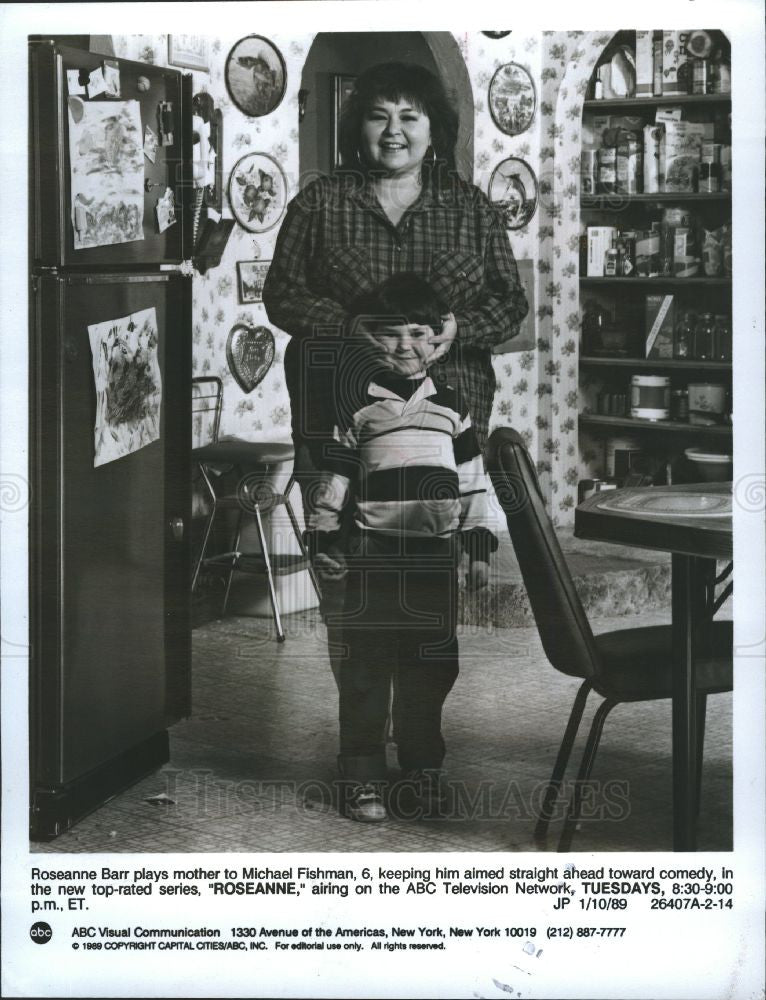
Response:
[262,174,529,448]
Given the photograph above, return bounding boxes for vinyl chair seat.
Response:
[193,438,295,467]
[593,620,733,702]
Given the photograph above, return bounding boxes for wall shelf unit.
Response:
[580,415,732,438]
[578,29,732,485]
[581,276,730,288]
[580,356,731,373]
[582,193,730,207]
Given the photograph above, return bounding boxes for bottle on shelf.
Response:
[713,314,732,361]
[691,57,709,95]
[710,48,731,94]
[694,312,716,360]
[594,66,604,100]
[674,311,694,359]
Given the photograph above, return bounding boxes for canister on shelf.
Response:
[630,374,671,421]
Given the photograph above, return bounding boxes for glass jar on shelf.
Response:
[713,315,732,361]
[674,311,695,359]
[694,312,716,360]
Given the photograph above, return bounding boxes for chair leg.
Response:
[558,698,618,853]
[192,463,219,592]
[695,693,707,817]
[192,500,217,592]
[221,510,243,618]
[534,680,592,844]
[283,489,322,601]
[253,504,286,643]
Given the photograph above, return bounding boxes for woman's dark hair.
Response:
[338,61,459,185]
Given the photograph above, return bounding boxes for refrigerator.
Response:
[29,39,193,839]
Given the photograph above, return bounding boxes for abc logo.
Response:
[30,921,53,944]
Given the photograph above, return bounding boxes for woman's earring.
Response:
[426,146,437,167]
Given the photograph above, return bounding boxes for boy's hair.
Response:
[348,273,447,334]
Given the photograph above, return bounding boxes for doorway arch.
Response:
[299,32,474,181]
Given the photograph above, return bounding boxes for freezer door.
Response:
[30,40,192,267]
[30,272,191,790]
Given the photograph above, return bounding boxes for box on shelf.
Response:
[582,114,610,150]
[635,229,661,276]
[635,31,654,96]
[586,226,618,277]
[662,30,692,96]
[662,120,707,192]
[645,293,675,358]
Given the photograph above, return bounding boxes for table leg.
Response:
[671,554,715,851]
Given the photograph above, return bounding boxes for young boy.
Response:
[308,273,498,822]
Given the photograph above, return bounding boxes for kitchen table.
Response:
[575,482,733,851]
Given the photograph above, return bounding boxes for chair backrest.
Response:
[192,376,223,449]
[486,427,601,680]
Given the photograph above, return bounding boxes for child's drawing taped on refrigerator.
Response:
[88,307,162,466]
[67,97,144,249]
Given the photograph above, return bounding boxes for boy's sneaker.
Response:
[345,783,387,823]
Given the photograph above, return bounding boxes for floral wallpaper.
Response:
[458,32,543,483]
[537,31,612,522]
[112,31,614,524]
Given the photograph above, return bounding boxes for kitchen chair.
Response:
[485,427,732,851]
[191,376,321,642]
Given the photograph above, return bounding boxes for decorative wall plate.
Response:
[488,157,539,230]
[226,323,275,393]
[488,61,536,136]
[225,35,286,118]
[228,152,287,233]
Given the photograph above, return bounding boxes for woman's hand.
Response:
[427,312,458,363]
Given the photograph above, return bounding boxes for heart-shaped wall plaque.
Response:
[226,323,275,393]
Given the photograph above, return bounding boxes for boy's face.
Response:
[373,323,435,376]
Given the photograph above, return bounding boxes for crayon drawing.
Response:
[68,97,145,249]
[88,308,162,466]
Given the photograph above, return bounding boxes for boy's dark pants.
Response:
[329,533,460,781]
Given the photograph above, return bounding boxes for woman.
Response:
[262,61,528,817]
[263,60,529,471]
